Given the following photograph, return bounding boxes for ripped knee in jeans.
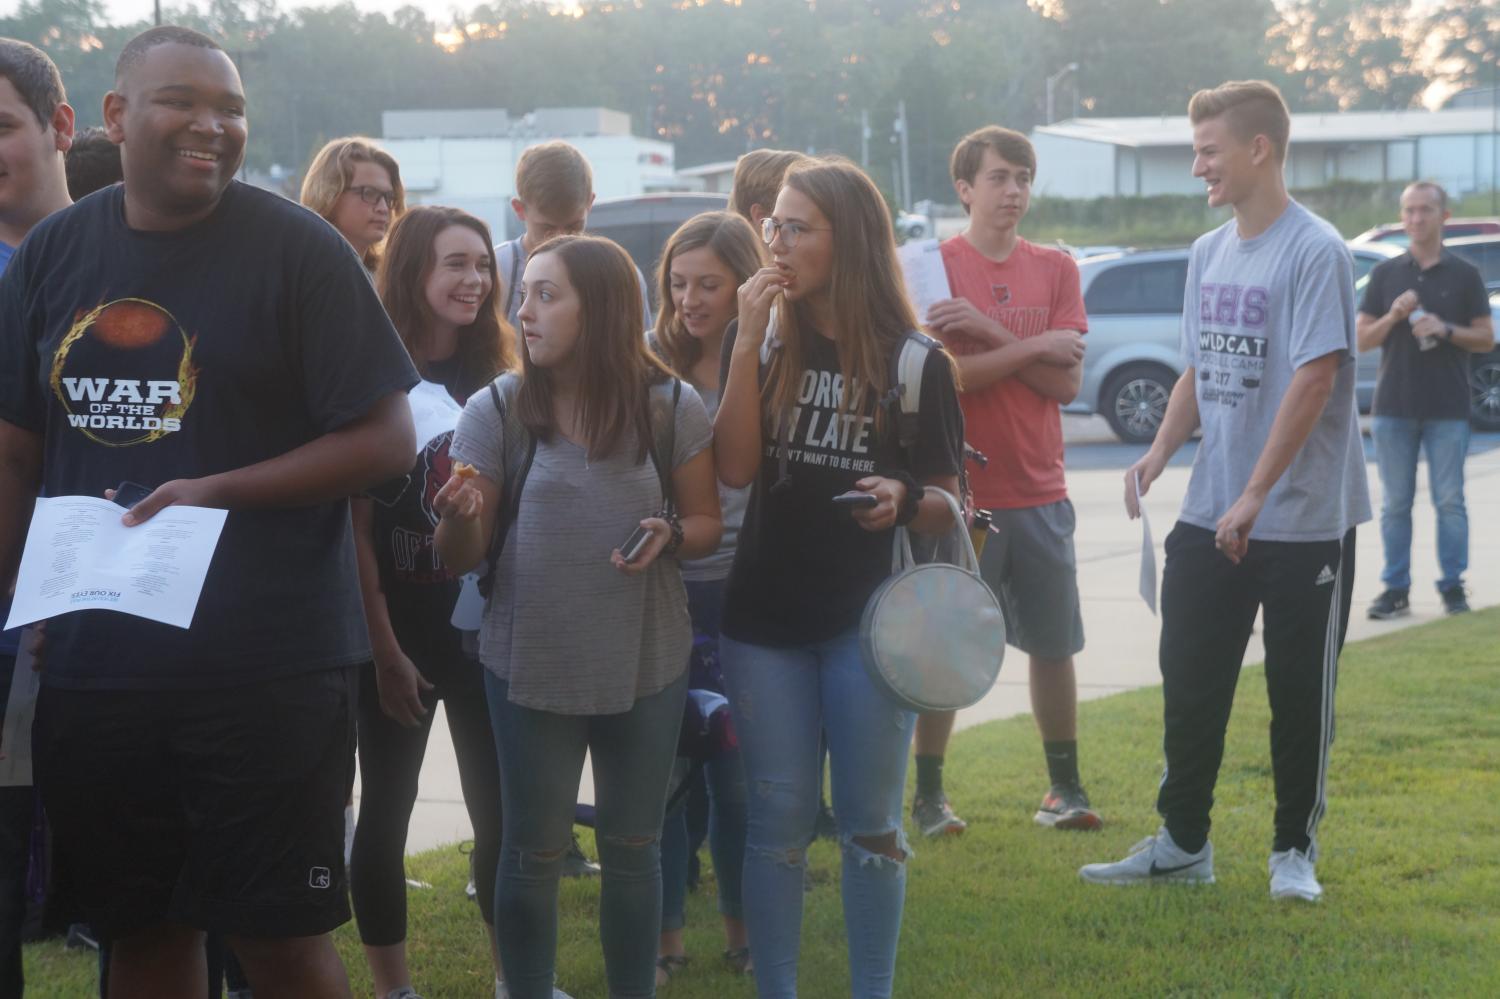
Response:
[748,843,807,870]
[844,829,909,866]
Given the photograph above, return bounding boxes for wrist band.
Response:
[662,510,685,555]
[880,470,924,527]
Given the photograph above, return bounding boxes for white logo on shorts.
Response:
[309,867,332,889]
[1315,565,1336,586]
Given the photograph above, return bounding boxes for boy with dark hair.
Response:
[0,35,73,999]
[64,125,123,200]
[915,125,1096,837]
[496,139,650,333]
[0,26,419,994]
[1081,80,1369,902]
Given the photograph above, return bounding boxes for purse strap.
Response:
[889,486,979,575]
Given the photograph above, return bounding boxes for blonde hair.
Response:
[515,141,593,218]
[729,149,807,222]
[1188,81,1291,164]
[300,136,405,268]
[652,211,765,378]
[763,157,949,433]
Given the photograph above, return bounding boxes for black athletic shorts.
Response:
[33,665,358,940]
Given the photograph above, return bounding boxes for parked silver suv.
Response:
[1070,243,1401,443]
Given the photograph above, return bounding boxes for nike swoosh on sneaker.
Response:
[1149,859,1205,876]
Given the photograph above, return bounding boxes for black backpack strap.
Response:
[646,377,681,514]
[477,377,535,600]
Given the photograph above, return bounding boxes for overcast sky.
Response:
[2,0,437,23]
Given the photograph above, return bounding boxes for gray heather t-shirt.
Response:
[680,386,746,583]
[450,379,712,714]
[1179,201,1372,542]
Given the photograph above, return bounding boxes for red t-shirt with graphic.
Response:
[939,235,1088,510]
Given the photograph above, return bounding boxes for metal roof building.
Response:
[1030,108,1498,200]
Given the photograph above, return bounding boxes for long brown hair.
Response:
[652,211,764,377]
[376,206,515,398]
[763,156,944,430]
[300,136,406,270]
[517,234,673,462]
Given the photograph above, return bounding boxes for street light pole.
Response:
[896,100,911,211]
[1046,62,1079,126]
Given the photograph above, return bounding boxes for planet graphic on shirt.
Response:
[90,299,172,350]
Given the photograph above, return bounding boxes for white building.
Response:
[1030,108,1499,200]
[380,107,679,240]
[674,159,738,194]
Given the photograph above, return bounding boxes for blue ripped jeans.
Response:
[720,627,916,999]
[486,671,688,999]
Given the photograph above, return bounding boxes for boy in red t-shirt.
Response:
[911,126,1101,837]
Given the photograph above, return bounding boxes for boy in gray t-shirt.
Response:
[1081,81,1371,905]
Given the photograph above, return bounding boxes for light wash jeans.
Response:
[1372,416,1470,592]
[721,627,916,999]
[485,670,688,999]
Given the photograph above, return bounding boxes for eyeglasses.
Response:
[761,217,831,249]
[347,185,397,208]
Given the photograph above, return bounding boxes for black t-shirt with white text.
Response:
[719,322,964,647]
[0,182,419,690]
[1360,250,1489,421]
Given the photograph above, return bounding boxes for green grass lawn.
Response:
[25,610,1500,997]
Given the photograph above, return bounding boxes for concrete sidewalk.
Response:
[372,432,1500,856]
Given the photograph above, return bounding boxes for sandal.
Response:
[722,947,753,976]
[656,954,689,985]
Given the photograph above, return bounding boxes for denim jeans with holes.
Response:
[485,670,688,999]
[721,627,915,999]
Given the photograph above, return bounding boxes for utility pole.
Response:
[154,0,161,25]
[1491,55,1497,214]
[896,100,911,211]
[861,109,870,169]
[1045,62,1079,125]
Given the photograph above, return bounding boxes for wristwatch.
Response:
[1443,324,1455,342]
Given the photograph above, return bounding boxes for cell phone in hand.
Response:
[619,524,654,563]
[111,481,154,509]
[832,490,879,509]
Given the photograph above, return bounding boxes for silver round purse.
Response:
[859,487,1006,712]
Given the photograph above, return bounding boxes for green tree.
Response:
[1269,0,1427,111]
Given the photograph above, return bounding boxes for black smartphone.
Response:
[831,490,879,508]
[619,524,653,563]
[112,481,154,509]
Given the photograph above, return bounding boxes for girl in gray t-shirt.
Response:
[435,234,722,998]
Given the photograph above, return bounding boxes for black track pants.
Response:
[1155,522,1355,858]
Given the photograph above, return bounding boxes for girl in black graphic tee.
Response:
[713,157,964,997]
[350,206,513,998]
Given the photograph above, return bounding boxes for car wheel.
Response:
[1102,363,1175,444]
[1471,351,1500,432]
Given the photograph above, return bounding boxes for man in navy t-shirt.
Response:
[0,27,417,995]
[0,35,73,999]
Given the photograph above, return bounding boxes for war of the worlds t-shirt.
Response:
[1178,201,1371,543]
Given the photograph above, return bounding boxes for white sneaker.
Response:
[1079,827,1215,885]
[1268,848,1322,902]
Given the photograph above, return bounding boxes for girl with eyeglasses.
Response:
[435,235,723,999]
[301,136,405,271]
[714,157,964,998]
[352,206,513,999]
